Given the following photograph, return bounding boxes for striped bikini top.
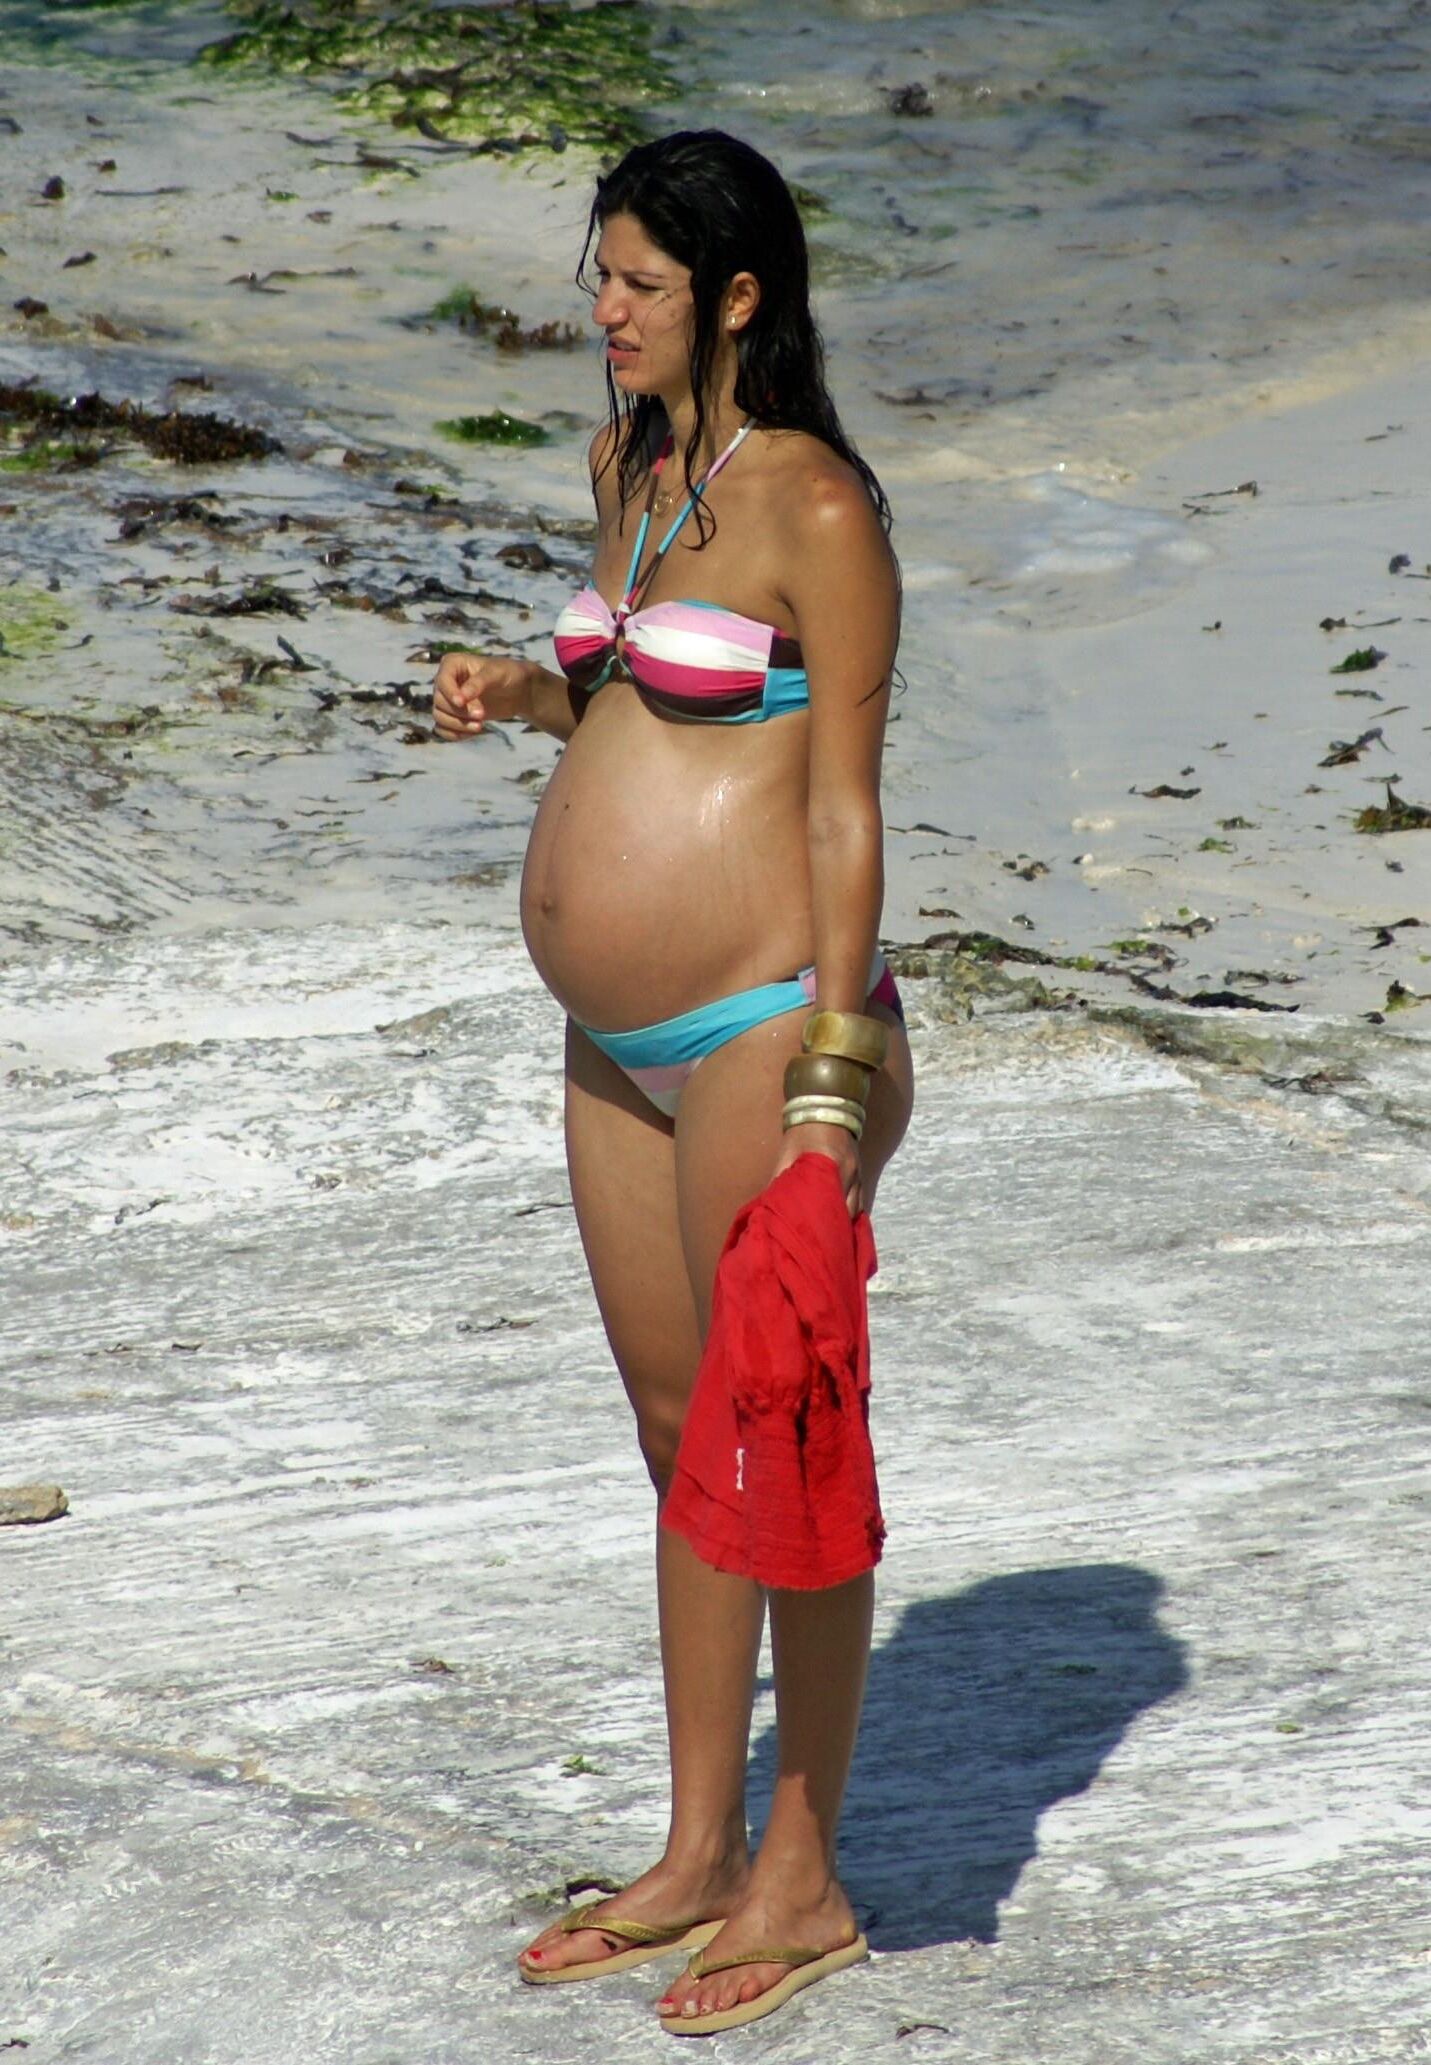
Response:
[552,421,810,725]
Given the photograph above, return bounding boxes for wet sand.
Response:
[3,33,1429,1010]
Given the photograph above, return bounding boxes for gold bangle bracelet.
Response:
[801,1009,888,1072]
[783,1052,871,1107]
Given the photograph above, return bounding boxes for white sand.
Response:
[3,923,1429,2062]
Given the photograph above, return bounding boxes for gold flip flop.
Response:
[519,1901,724,1986]
[658,1933,870,2034]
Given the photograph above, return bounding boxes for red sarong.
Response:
[660,1152,886,1591]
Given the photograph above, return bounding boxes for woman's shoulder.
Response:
[756,428,887,548]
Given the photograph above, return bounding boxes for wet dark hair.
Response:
[578,128,892,541]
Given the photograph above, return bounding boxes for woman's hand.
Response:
[432,652,534,740]
[773,1120,863,1219]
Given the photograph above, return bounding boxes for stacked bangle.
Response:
[780,1007,888,1141]
[783,1050,870,1107]
[801,1010,889,1072]
[781,1094,864,1140]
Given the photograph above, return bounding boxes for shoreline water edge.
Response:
[3,7,1430,2064]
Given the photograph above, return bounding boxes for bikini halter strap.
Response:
[616,418,755,624]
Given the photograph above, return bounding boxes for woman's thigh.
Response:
[564,1019,704,1482]
[674,1004,914,1336]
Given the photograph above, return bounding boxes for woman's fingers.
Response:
[433,653,486,739]
[433,694,481,739]
[435,652,475,697]
[435,684,482,722]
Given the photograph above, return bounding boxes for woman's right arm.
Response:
[434,426,620,745]
[432,651,581,743]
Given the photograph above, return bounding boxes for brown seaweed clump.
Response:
[1354,783,1431,834]
[0,382,282,465]
[425,287,582,351]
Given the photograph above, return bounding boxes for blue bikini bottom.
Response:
[576,950,903,1119]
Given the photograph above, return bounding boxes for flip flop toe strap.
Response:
[685,1945,825,1979]
[560,1903,708,1946]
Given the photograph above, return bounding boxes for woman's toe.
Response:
[522,1922,608,1973]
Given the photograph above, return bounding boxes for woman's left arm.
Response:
[773,464,901,1206]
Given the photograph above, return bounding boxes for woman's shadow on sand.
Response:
[748,1563,1188,1952]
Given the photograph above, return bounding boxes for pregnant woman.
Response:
[433,130,914,2035]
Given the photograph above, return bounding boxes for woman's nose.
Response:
[591,280,626,328]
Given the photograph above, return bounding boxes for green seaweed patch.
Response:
[1330,645,1386,674]
[1383,981,1429,1014]
[435,410,549,448]
[0,381,280,465]
[200,0,673,156]
[430,286,486,323]
[0,583,73,666]
[0,437,101,474]
[427,286,582,352]
[1198,836,1235,853]
[1354,783,1431,834]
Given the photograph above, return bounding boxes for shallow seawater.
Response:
[653,0,1431,628]
[664,0,1431,449]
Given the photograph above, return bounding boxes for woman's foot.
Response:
[654,1873,859,2022]
[518,1851,751,1980]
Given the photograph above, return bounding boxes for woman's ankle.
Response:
[659,1827,751,1884]
[745,1845,846,1909]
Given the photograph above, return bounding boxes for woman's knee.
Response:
[632,1394,687,1497]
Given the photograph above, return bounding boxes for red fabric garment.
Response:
[660,1151,886,1591]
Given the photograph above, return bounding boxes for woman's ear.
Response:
[725,270,761,334]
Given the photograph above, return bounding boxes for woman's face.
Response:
[589,211,695,397]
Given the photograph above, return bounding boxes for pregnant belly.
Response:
[520,691,812,1031]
